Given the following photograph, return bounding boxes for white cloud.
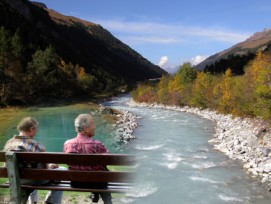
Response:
[158,56,169,67]
[121,36,178,44]
[83,17,252,71]
[92,19,250,44]
[190,55,209,66]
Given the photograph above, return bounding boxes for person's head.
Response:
[17,117,38,138]
[74,114,96,137]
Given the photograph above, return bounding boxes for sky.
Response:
[36,0,271,73]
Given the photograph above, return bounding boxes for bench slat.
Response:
[0,182,134,193]
[21,183,134,193]
[16,152,136,166]
[20,169,134,182]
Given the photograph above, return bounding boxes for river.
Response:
[104,95,271,204]
[0,96,271,203]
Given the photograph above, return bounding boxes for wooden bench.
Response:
[0,151,136,204]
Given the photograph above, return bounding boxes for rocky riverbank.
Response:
[114,110,139,142]
[99,104,139,143]
[128,100,271,191]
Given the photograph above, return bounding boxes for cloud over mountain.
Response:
[158,56,169,67]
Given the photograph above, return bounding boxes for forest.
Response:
[131,52,271,120]
[0,26,123,106]
[0,0,166,106]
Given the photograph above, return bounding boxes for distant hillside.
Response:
[0,0,167,105]
[196,29,271,75]
[1,0,166,82]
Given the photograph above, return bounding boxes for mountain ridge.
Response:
[2,0,166,82]
[0,0,167,105]
[196,28,271,74]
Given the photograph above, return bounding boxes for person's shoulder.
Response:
[91,139,108,153]
[5,136,15,143]
[30,139,46,152]
[64,137,76,144]
[91,139,103,144]
[30,138,43,146]
[91,139,107,147]
[3,135,19,148]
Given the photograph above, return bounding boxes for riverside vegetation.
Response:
[131,51,271,191]
[132,52,271,120]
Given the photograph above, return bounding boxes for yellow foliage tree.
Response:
[75,65,97,91]
[190,72,214,108]
[213,68,234,113]
[168,74,183,105]
[131,84,156,103]
[245,52,271,118]
[157,75,171,104]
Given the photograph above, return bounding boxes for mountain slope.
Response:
[196,29,271,74]
[1,0,167,83]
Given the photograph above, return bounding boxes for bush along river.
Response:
[104,95,271,204]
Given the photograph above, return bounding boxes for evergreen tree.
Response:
[27,46,63,100]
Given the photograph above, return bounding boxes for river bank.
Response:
[126,100,271,191]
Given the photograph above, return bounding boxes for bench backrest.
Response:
[0,151,136,182]
[0,151,136,204]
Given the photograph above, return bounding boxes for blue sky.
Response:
[36,0,271,73]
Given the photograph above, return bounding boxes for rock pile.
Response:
[99,104,139,143]
[129,100,271,190]
[114,110,139,143]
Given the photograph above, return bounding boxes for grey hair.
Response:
[74,114,92,132]
[17,117,38,132]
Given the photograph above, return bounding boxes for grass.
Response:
[0,107,26,139]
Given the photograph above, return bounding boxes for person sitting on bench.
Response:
[64,113,112,204]
[3,117,63,204]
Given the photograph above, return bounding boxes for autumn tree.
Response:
[190,72,214,108]
[75,65,98,93]
[131,83,156,103]
[244,52,271,119]
[157,75,171,104]
[177,62,197,84]
[213,68,234,113]
[168,63,197,105]
[230,76,254,116]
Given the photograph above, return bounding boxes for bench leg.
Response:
[5,152,23,204]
